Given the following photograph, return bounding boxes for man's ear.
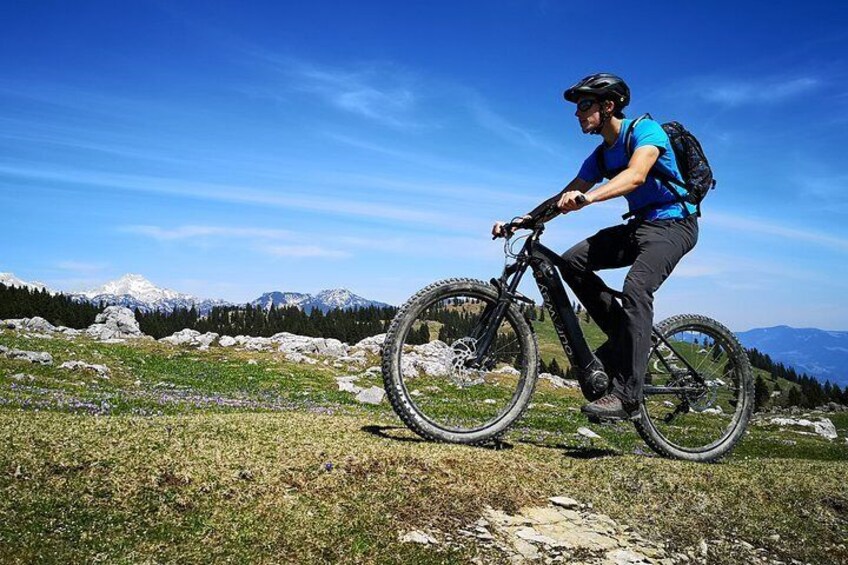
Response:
[602,100,615,114]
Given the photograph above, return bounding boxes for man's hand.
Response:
[491,215,532,239]
[557,190,592,213]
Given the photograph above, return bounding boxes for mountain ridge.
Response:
[736,325,848,386]
[0,272,391,315]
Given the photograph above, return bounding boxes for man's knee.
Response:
[560,245,588,276]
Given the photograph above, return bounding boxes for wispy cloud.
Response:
[465,96,560,155]
[246,52,424,129]
[0,164,462,228]
[121,225,294,241]
[709,212,848,252]
[698,76,820,106]
[122,223,350,260]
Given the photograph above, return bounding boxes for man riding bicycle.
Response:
[492,73,699,420]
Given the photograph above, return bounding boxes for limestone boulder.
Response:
[86,306,144,340]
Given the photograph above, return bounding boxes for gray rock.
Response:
[540,373,579,389]
[336,376,363,394]
[218,335,237,347]
[336,355,367,367]
[23,316,56,333]
[284,352,317,365]
[160,329,219,348]
[1,346,53,365]
[605,548,651,564]
[272,332,349,358]
[59,361,111,379]
[86,306,144,340]
[577,427,602,440]
[1,317,56,333]
[355,386,385,405]
[399,530,437,544]
[764,417,838,440]
[549,496,581,510]
[352,334,385,355]
[9,373,35,382]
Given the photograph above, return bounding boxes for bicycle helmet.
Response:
[563,73,630,112]
[564,73,630,134]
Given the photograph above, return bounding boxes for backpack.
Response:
[596,114,716,218]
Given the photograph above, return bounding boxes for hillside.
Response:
[0,318,846,564]
[737,325,848,386]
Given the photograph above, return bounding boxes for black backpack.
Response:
[596,114,716,218]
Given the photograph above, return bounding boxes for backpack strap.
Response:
[595,114,650,180]
[593,114,692,220]
[621,114,693,220]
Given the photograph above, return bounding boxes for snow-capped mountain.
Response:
[0,272,51,293]
[251,288,390,313]
[2,271,391,315]
[253,291,312,311]
[80,273,183,303]
[71,274,233,315]
[736,325,848,386]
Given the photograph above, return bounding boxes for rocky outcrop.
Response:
[399,340,453,379]
[2,316,55,333]
[540,372,579,389]
[273,332,348,357]
[160,329,219,349]
[351,334,385,355]
[59,361,111,379]
[85,306,145,341]
[2,316,81,337]
[0,345,53,365]
[760,416,838,440]
[416,496,678,564]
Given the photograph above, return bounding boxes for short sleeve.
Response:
[577,147,602,184]
[631,120,668,155]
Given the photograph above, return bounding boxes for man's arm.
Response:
[525,177,595,222]
[559,145,661,211]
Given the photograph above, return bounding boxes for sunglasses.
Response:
[576,98,598,112]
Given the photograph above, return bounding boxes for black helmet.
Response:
[563,73,630,112]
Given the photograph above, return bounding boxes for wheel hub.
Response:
[448,337,485,387]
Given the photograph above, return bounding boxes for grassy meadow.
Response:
[0,319,846,564]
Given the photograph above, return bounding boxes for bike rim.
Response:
[395,290,530,434]
[641,325,748,453]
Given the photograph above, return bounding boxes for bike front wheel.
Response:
[635,314,754,462]
[381,278,538,445]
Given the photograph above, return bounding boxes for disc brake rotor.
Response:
[671,372,719,412]
[448,337,485,387]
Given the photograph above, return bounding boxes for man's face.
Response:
[574,97,601,133]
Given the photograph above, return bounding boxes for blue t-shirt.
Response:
[577,118,696,221]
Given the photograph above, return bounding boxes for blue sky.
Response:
[2,0,847,331]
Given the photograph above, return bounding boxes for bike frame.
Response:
[474,224,705,396]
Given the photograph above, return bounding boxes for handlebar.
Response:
[493,194,587,240]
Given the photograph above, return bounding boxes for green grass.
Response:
[532,313,606,369]
[1,329,847,564]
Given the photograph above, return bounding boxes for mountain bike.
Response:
[381,202,753,462]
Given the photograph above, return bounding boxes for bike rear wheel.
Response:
[635,314,754,462]
[381,278,538,445]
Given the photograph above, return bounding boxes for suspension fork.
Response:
[471,258,530,366]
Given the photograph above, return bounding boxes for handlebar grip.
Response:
[575,194,587,206]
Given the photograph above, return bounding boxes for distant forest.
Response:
[2,283,846,408]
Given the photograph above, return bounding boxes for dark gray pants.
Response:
[560,215,698,405]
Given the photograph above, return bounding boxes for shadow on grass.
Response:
[516,438,621,459]
[360,425,514,450]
